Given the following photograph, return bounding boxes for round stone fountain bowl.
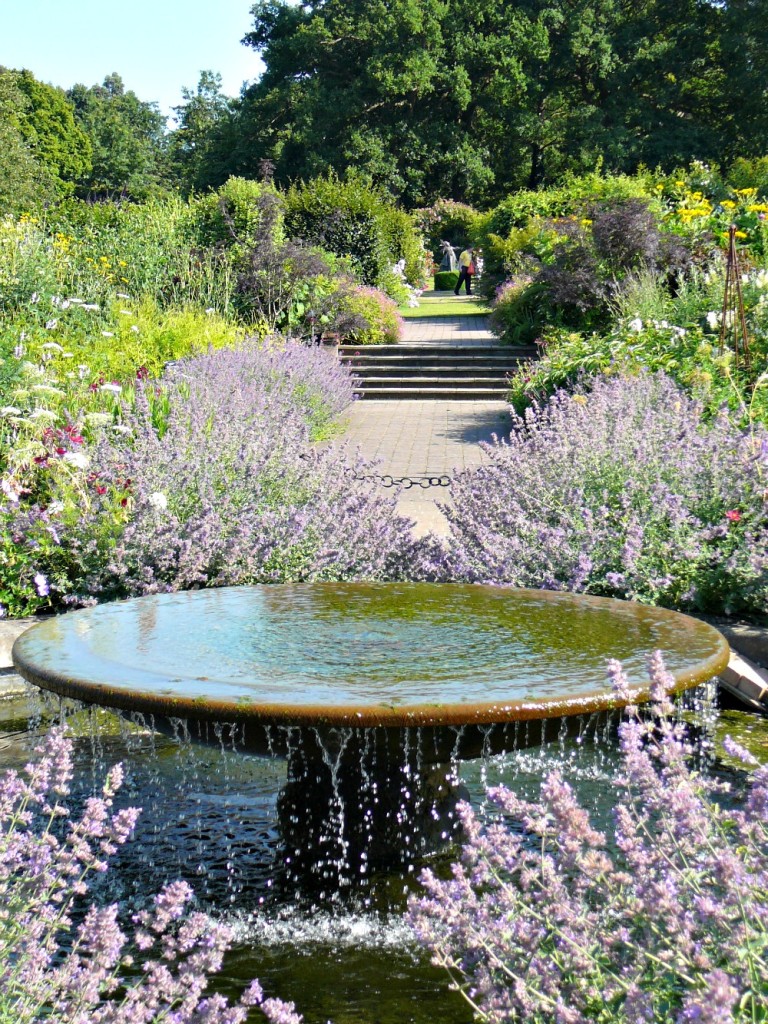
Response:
[12,583,729,762]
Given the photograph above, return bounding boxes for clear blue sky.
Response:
[0,0,265,122]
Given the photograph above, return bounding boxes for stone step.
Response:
[341,355,531,369]
[350,369,513,382]
[339,344,529,358]
[354,385,509,400]
[357,375,510,389]
[719,650,768,714]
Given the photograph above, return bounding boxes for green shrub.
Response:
[412,199,481,263]
[483,171,656,238]
[335,285,403,344]
[728,156,768,197]
[189,177,280,251]
[433,270,458,291]
[283,174,424,293]
[487,277,547,345]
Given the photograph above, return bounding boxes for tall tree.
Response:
[0,69,58,213]
[169,71,235,193]
[201,0,765,206]
[11,69,92,191]
[68,73,168,199]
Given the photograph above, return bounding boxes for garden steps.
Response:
[339,342,535,401]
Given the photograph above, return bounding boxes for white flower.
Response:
[102,332,115,338]
[51,296,61,307]
[30,384,65,396]
[68,297,84,304]
[77,364,89,378]
[119,309,132,315]
[205,307,215,315]
[42,341,64,351]
[30,292,40,304]
[0,406,22,416]
[706,311,720,330]
[29,409,58,422]
[1,477,21,503]
[82,303,100,311]
[116,292,130,299]
[60,300,71,310]
[627,317,643,332]
[130,325,140,333]
[45,319,58,330]
[63,451,89,469]
[100,383,122,394]
[112,425,132,435]
[147,491,168,510]
[47,501,65,514]
[84,412,112,426]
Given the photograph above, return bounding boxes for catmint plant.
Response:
[10,339,419,606]
[0,726,302,1023]
[409,652,768,1023]
[425,372,768,617]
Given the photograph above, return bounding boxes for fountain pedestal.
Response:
[11,583,730,890]
[278,729,468,886]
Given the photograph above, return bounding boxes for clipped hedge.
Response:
[283,174,425,292]
[433,270,459,291]
[483,172,657,238]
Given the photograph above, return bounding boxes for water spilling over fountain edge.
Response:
[12,583,730,884]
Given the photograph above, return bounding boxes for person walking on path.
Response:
[454,245,475,296]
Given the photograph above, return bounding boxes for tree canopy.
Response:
[188,0,768,206]
[67,73,168,199]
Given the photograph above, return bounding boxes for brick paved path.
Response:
[339,313,510,536]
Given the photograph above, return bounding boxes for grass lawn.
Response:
[400,291,492,318]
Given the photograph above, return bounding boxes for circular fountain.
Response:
[12,583,729,885]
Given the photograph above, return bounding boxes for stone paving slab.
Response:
[340,399,510,537]
[0,616,44,670]
[401,315,497,346]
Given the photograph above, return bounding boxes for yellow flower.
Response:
[736,187,758,196]
[721,200,736,210]
[674,181,685,186]
[734,230,748,239]
[580,218,593,226]
[572,394,588,406]
[747,204,768,213]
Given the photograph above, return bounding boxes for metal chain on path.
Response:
[344,468,452,489]
[300,453,452,489]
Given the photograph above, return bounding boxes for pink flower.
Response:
[725,509,741,522]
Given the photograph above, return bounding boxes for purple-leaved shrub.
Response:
[0,726,302,1024]
[409,652,768,1023]
[8,339,420,607]
[426,372,768,616]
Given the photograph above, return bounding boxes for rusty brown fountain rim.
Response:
[12,583,730,730]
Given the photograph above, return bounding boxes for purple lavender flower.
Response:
[409,652,767,1022]
[421,372,768,618]
[0,727,302,1023]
